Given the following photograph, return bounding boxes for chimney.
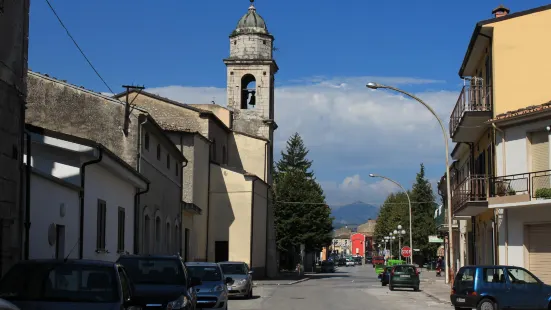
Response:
[492,5,510,18]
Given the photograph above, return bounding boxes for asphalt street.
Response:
[228,265,452,310]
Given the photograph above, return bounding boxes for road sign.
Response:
[401,246,412,258]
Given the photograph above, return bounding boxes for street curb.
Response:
[253,277,310,286]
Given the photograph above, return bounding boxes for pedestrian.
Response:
[436,257,442,277]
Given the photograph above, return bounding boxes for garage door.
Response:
[528,224,551,283]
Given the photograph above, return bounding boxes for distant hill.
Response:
[331,201,379,229]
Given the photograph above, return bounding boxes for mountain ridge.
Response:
[330,201,379,229]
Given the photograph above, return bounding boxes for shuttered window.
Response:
[531,131,549,192]
[528,224,551,283]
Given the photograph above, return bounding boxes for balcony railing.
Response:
[449,84,493,137]
[451,175,487,214]
[489,170,551,199]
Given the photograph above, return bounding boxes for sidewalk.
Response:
[419,268,451,305]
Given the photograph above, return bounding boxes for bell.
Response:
[248,92,256,106]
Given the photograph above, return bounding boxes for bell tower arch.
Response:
[224,0,279,141]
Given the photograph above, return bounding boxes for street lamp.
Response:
[366,82,454,285]
[369,173,413,264]
[394,225,407,260]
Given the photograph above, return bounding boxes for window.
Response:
[96,200,107,250]
[166,154,170,169]
[144,132,150,150]
[117,257,187,285]
[117,207,125,253]
[483,268,505,283]
[155,216,161,244]
[507,267,539,284]
[166,222,171,252]
[454,267,475,294]
[144,215,150,254]
[156,144,161,160]
[175,164,179,176]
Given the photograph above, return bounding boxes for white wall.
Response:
[83,163,136,261]
[498,205,551,267]
[29,173,80,259]
[496,119,551,177]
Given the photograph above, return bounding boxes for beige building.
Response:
[443,4,551,280]
[0,0,30,274]
[113,1,278,277]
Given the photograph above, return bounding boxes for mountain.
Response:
[331,201,379,229]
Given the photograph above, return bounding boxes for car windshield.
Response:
[187,266,222,282]
[220,264,247,275]
[117,258,186,285]
[0,262,119,303]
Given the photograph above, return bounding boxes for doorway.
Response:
[215,241,229,262]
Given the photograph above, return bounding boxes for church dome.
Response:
[232,1,269,36]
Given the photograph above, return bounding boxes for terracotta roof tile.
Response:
[491,100,551,121]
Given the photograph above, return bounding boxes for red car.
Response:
[372,256,385,267]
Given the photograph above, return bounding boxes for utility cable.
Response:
[44,0,115,95]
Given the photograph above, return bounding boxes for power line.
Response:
[44,0,115,94]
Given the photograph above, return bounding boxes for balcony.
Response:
[489,170,551,206]
[449,85,492,142]
[451,175,489,217]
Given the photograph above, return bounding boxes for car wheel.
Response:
[477,298,497,310]
[389,284,394,291]
[413,286,419,291]
[248,287,253,299]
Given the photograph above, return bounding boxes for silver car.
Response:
[186,262,230,309]
[219,262,253,298]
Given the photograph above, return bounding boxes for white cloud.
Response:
[320,174,401,206]
[148,76,459,205]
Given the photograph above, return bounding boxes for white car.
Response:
[346,260,355,266]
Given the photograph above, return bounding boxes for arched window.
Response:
[155,216,161,252]
[144,215,151,254]
[240,74,257,109]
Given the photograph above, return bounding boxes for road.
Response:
[228,265,451,310]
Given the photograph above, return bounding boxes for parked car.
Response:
[345,259,355,267]
[186,262,231,309]
[117,255,201,309]
[0,259,141,309]
[372,256,385,267]
[320,260,336,273]
[0,299,18,310]
[218,262,253,298]
[378,266,391,286]
[388,264,420,291]
[451,265,551,310]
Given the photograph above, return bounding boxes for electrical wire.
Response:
[44,0,115,95]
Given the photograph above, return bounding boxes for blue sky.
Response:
[29,0,550,206]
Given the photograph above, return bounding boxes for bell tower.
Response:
[224,0,278,141]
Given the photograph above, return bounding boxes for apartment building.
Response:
[446,4,551,281]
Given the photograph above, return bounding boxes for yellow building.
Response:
[446,4,551,275]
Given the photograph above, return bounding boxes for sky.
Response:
[28,0,551,206]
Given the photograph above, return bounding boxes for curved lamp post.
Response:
[370,173,413,264]
[366,82,454,284]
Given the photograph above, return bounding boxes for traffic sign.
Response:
[401,246,412,258]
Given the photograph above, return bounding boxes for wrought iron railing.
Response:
[449,85,493,137]
[451,175,487,214]
[489,170,551,199]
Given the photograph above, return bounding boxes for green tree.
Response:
[273,133,333,269]
[410,163,439,258]
[374,192,410,255]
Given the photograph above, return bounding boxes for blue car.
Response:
[186,262,231,309]
[451,265,551,310]
[379,267,391,286]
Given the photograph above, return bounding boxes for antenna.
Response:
[122,84,145,136]
[64,239,80,262]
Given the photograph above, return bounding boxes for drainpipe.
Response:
[265,184,270,275]
[134,116,149,254]
[23,130,31,260]
[79,147,103,259]
[205,156,212,261]
[180,152,188,257]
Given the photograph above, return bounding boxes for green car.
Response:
[375,264,386,275]
[388,264,420,291]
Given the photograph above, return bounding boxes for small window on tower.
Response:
[234,41,237,45]
[263,40,267,45]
